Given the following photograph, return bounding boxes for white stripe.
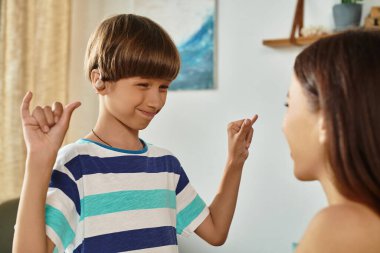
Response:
[46,188,79,232]
[146,145,175,157]
[52,158,76,184]
[122,245,179,253]
[73,220,84,250]
[176,184,198,213]
[72,141,174,158]
[76,176,84,200]
[80,172,179,195]
[84,208,177,238]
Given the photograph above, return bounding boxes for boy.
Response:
[13,14,258,253]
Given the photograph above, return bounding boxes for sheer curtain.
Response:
[0,0,71,203]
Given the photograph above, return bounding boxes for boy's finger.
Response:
[235,119,245,127]
[52,102,64,123]
[20,91,32,120]
[244,115,258,147]
[43,106,55,126]
[246,127,254,148]
[228,120,244,135]
[237,119,252,138]
[251,114,259,125]
[32,106,50,133]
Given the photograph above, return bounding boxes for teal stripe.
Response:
[78,138,148,154]
[81,189,176,220]
[53,247,58,253]
[176,195,206,235]
[45,205,75,248]
[292,242,299,252]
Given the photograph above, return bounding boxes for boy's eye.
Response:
[137,83,149,88]
[160,85,169,91]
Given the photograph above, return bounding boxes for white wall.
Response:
[68,1,380,252]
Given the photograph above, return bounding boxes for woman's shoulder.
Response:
[316,202,379,223]
[296,203,380,253]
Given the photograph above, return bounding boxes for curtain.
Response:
[0,0,71,203]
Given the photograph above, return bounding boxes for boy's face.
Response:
[102,76,171,131]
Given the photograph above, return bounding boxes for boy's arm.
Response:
[13,156,57,253]
[13,92,80,253]
[195,115,258,246]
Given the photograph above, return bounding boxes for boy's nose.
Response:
[146,89,165,109]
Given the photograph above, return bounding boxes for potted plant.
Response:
[333,0,363,31]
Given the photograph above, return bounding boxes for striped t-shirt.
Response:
[45,139,209,253]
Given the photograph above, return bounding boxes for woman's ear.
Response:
[318,113,327,144]
[90,69,106,93]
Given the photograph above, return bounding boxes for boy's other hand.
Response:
[226,114,258,166]
[20,91,81,158]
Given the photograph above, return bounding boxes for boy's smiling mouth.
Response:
[137,109,157,119]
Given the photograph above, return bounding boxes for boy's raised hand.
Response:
[20,91,81,157]
[227,114,258,166]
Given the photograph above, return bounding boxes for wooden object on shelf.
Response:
[370,6,380,17]
[263,0,328,47]
[289,0,304,43]
[365,6,380,29]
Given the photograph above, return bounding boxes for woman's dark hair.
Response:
[85,14,180,82]
[294,30,380,214]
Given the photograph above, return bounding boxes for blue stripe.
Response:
[176,166,189,194]
[73,244,82,253]
[45,205,75,248]
[80,189,176,219]
[176,195,206,235]
[49,170,81,215]
[65,155,182,181]
[83,226,177,252]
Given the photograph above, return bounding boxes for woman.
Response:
[283,30,380,253]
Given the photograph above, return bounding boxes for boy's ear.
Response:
[318,113,327,144]
[90,69,107,94]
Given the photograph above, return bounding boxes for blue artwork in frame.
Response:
[132,0,216,90]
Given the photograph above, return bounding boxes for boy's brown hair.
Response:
[85,14,180,82]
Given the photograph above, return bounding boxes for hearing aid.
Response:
[95,72,105,90]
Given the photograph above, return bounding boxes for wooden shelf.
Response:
[262,0,379,47]
[262,0,330,48]
[262,34,330,47]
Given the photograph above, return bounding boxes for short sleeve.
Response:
[175,166,209,237]
[45,153,81,252]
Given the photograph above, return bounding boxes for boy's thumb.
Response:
[60,102,81,126]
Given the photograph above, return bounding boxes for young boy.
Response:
[13,14,258,253]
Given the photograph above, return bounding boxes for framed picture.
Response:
[132,0,216,90]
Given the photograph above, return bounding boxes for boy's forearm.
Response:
[13,157,55,253]
[208,161,244,241]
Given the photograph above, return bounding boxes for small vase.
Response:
[333,3,362,31]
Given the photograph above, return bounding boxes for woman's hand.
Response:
[20,91,81,159]
[226,114,258,166]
